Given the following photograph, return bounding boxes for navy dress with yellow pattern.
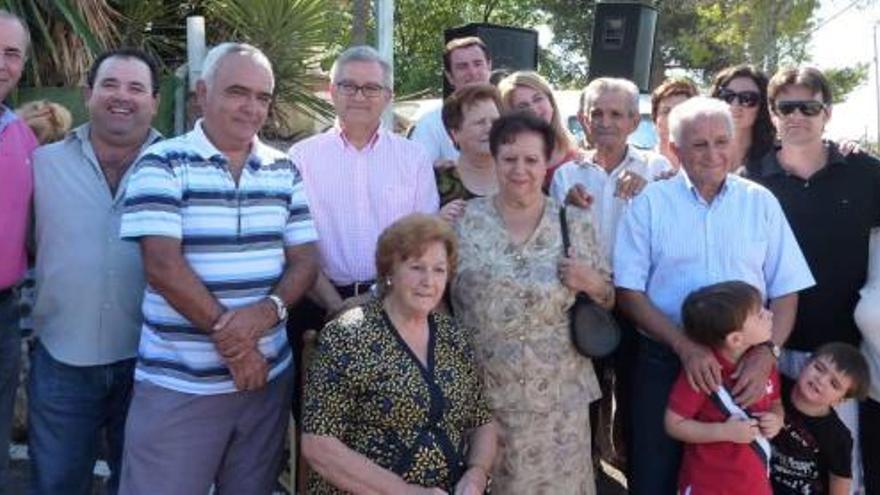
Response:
[303,299,492,493]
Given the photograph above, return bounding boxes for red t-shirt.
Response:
[667,350,781,495]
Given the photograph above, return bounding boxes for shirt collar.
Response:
[712,348,737,374]
[189,118,267,171]
[68,122,163,151]
[0,105,19,135]
[582,144,638,173]
[333,122,383,150]
[756,140,844,178]
[678,168,732,205]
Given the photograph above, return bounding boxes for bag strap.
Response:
[559,205,572,254]
[711,385,772,474]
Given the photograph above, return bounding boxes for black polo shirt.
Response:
[752,141,880,351]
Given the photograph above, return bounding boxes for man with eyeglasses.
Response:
[751,66,880,495]
[409,36,493,167]
[286,46,438,404]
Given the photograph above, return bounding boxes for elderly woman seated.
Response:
[301,213,497,495]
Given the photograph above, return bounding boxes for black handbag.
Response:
[559,206,621,358]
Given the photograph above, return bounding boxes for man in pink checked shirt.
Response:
[0,10,38,495]
[286,45,439,411]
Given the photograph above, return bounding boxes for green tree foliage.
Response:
[203,0,335,129]
[392,0,545,96]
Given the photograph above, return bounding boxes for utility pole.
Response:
[874,21,880,145]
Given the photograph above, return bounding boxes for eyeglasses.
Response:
[335,81,387,99]
[772,100,827,117]
[717,89,761,108]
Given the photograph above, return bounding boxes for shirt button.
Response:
[519,379,526,385]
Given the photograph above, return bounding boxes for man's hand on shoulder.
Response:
[731,344,776,407]
[565,184,594,208]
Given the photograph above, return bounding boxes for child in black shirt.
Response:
[771,343,870,495]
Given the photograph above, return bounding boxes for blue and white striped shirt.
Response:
[120,120,318,394]
[614,172,815,328]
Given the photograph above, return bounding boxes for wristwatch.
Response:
[760,341,781,359]
[267,294,288,322]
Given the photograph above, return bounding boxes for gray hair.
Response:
[580,77,639,116]
[330,45,393,90]
[200,42,274,91]
[0,10,31,56]
[668,96,734,145]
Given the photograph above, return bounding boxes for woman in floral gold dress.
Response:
[451,113,614,494]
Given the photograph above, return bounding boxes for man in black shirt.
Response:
[752,66,880,494]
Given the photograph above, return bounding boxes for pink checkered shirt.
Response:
[0,108,38,289]
[289,126,439,285]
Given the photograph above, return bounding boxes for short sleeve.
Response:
[824,419,853,478]
[120,152,183,240]
[302,319,359,438]
[613,192,652,290]
[409,111,443,164]
[667,370,706,418]
[284,164,318,246]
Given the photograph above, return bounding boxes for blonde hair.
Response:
[497,71,576,156]
[16,100,73,144]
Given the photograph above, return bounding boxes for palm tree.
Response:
[2,0,118,86]
[204,0,336,137]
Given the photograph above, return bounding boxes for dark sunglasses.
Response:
[772,100,827,117]
[717,89,761,108]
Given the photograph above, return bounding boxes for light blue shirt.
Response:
[613,172,815,327]
[32,124,162,366]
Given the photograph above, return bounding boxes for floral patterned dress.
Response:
[451,196,607,495]
[303,299,492,494]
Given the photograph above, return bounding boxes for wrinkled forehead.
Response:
[213,53,275,92]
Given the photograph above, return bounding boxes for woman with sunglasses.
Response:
[710,64,776,175]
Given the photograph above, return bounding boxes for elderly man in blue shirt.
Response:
[613,96,815,495]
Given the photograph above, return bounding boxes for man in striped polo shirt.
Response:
[118,42,319,494]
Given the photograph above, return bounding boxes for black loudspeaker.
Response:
[589,2,658,92]
[443,23,538,97]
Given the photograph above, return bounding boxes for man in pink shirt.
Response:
[0,10,38,494]
[287,45,438,411]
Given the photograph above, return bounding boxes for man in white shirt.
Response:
[409,36,492,166]
[551,77,671,257]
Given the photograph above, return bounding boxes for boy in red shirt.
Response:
[665,281,785,495]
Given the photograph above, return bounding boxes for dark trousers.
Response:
[0,289,20,495]
[27,342,135,495]
[862,397,880,495]
[590,309,638,472]
[628,335,682,495]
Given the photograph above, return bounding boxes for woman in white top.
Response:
[854,227,880,495]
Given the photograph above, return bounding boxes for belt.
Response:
[334,280,376,299]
